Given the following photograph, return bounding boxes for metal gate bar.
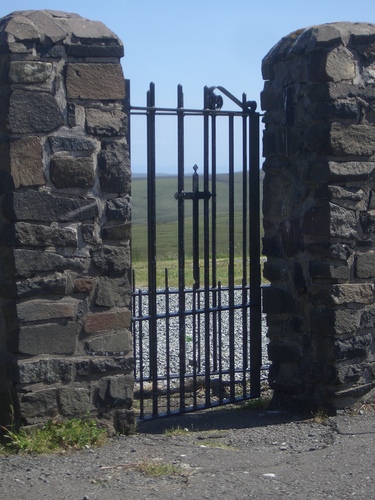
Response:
[128,82,261,419]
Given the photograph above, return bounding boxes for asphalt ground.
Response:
[1,403,375,499]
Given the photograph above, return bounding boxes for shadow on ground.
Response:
[135,405,311,435]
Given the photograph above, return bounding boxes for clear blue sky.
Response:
[1,1,375,172]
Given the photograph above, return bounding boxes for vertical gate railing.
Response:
[127,81,262,419]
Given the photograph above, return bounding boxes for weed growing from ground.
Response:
[312,409,329,425]
[138,461,181,477]
[236,396,272,411]
[0,416,107,454]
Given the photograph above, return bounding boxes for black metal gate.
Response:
[126,81,262,419]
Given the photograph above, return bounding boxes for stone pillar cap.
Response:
[0,10,123,56]
[262,22,375,79]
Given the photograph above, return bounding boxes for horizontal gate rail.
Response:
[127,81,263,420]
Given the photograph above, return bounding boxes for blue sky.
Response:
[1,1,375,172]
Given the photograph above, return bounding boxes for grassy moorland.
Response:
[131,172,263,288]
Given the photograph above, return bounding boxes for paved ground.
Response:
[1,404,374,499]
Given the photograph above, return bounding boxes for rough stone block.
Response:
[74,277,96,294]
[67,103,85,128]
[263,260,289,282]
[355,252,375,279]
[27,10,68,43]
[330,123,375,156]
[86,108,126,137]
[9,136,45,189]
[66,63,125,100]
[97,374,133,407]
[9,89,64,133]
[58,15,121,43]
[262,286,297,314]
[332,383,375,407]
[101,223,131,241]
[84,309,131,333]
[17,298,79,322]
[19,322,77,355]
[19,388,58,420]
[3,15,42,42]
[302,203,357,239]
[311,100,359,121]
[84,330,132,355]
[98,140,130,193]
[114,409,136,435]
[360,306,375,329]
[311,308,359,336]
[59,387,92,416]
[310,283,375,306]
[48,135,97,153]
[95,277,131,307]
[92,245,130,275]
[309,161,375,183]
[90,356,134,375]
[266,317,298,338]
[305,241,353,261]
[72,356,133,379]
[106,196,131,221]
[3,190,98,222]
[324,47,357,83]
[81,224,101,245]
[14,249,85,278]
[360,211,375,233]
[18,358,73,385]
[67,44,124,58]
[7,42,34,55]
[9,61,53,83]
[328,185,366,211]
[37,44,66,58]
[309,261,350,283]
[327,161,375,181]
[334,333,372,361]
[75,359,90,377]
[268,361,305,394]
[16,274,68,298]
[3,222,77,248]
[50,156,95,189]
[334,363,367,385]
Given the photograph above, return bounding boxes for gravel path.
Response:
[1,406,375,499]
[133,288,269,378]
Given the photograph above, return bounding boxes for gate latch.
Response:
[174,165,212,201]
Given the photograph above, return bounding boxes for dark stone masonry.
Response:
[262,22,375,411]
[0,11,133,432]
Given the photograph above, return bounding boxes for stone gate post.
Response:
[262,22,375,411]
[0,11,133,432]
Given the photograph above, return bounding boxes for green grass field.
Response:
[131,172,263,288]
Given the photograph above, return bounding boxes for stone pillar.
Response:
[262,22,375,411]
[0,11,133,433]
